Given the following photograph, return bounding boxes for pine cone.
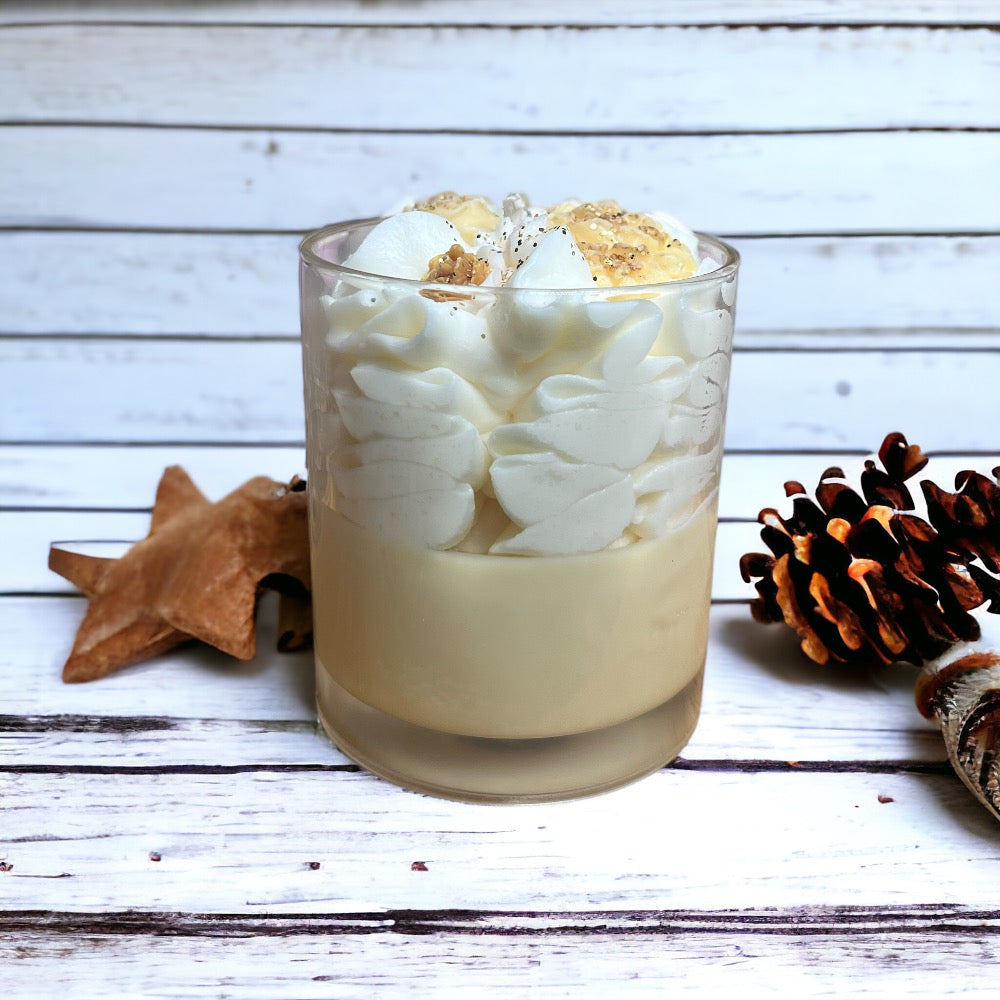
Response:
[739,432,999,667]
[924,469,1000,588]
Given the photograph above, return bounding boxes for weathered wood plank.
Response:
[0,598,937,762]
[8,904,998,934]
[4,232,999,336]
[4,0,999,27]
[3,510,157,592]
[3,23,997,130]
[0,444,307,508]
[2,129,998,234]
[7,445,991,518]
[0,593,319,721]
[0,708,940,768]
[2,339,996,451]
[0,338,305,444]
[1,510,756,596]
[0,766,992,913]
[3,914,1000,1000]
[0,232,300,337]
[9,448,999,600]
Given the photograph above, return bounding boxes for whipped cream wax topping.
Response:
[345,192,711,289]
[313,192,737,556]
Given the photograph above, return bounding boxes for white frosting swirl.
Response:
[316,197,736,556]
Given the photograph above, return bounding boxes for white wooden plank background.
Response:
[6,918,1000,1000]
[3,340,996,450]
[3,2,999,995]
[4,233,999,336]
[0,596,939,762]
[5,128,999,234]
[0,514,754,596]
[0,510,978,607]
[4,446,989,515]
[2,766,994,916]
[4,22,998,130]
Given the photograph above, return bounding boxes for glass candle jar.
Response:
[300,218,739,802]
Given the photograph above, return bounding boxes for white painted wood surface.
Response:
[5,233,1000,335]
[5,23,998,129]
[6,128,999,233]
[0,596,940,762]
[0,511,975,603]
[0,444,991,509]
[5,340,998,450]
[7,915,1000,1000]
[2,2,999,996]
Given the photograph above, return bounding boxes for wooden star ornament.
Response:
[48,466,312,682]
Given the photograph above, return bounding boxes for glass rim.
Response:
[299,216,740,294]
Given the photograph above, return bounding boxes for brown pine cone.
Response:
[739,432,999,667]
[923,469,1000,586]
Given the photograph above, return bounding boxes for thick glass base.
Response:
[315,665,703,804]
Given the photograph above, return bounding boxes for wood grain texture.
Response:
[4,0,999,26]
[3,128,999,234]
[2,339,996,450]
[0,444,307,507]
[0,593,319,720]
[6,445,992,516]
[1,766,993,914]
[3,23,997,130]
[0,598,938,762]
[8,454,999,598]
[9,442,993,612]
[4,915,1000,1000]
[3,232,999,336]
[1,509,752,595]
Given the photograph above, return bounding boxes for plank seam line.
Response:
[0,440,308,449]
[4,227,999,240]
[0,714,313,733]
[4,335,999,355]
[2,443,992,459]
[0,440,305,449]
[4,906,1000,938]
[0,759,951,776]
[0,593,752,605]
[0,333,299,344]
[0,509,858,523]
[3,506,151,514]
[5,333,1000,350]
[5,329,1000,344]
[1,19,997,31]
[2,121,998,137]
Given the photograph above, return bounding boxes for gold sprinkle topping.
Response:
[421,244,490,301]
[548,199,698,287]
[424,244,490,285]
[413,192,499,244]
[412,193,699,288]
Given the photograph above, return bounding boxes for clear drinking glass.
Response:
[299,218,739,802]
